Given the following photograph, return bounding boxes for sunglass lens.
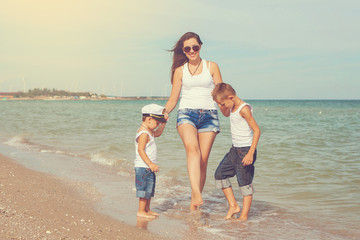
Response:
[192,45,200,52]
[183,46,191,53]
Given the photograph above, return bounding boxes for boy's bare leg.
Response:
[145,198,160,216]
[137,198,155,219]
[222,187,241,219]
[239,194,252,220]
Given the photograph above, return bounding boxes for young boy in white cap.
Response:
[134,103,167,218]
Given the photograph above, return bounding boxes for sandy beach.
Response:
[0,153,165,240]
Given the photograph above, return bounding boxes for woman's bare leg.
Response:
[178,124,203,210]
[198,131,217,192]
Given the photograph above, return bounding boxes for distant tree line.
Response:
[21,88,95,97]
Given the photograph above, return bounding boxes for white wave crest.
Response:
[90,153,119,166]
[5,135,32,149]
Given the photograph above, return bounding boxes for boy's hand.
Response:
[242,153,253,166]
[217,104,231,117]
[219,105,228,114]
[149,163,159,172]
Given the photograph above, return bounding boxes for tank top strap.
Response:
[233,102,251,115]
[239,103,252,114]
[135,130,152,141]
[183,62,190,75]
[206,60,211,72]
[238,103,248,111]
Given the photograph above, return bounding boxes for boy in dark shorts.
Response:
[212,83,261,220]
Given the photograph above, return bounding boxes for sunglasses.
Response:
[183,45,200,53]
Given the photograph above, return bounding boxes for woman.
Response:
[165,32,223,210]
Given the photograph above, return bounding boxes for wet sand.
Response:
[0,153,166,240]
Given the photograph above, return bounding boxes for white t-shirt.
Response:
[134,130,157,168]
[230,103,254,147]
[178,59,217,110]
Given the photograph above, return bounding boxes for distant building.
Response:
[0,92,22,99]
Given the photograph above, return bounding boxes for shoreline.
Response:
[0,145,215,240]
[1,97,169,101]
[0,153,166,239]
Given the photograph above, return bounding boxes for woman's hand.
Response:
[164,112,169,122]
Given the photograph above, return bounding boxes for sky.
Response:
[1,0,359,99]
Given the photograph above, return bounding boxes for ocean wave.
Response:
[4,135,81,158]
[4,135,135,176]
[90,152,135,177]
[90,153,120,166]
[5,135,40,151]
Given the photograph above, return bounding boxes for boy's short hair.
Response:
[212,83,236,101]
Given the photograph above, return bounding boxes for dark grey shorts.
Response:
[214,146,256,196]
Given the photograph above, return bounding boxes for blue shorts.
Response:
[176,108,220,133]
[214,146,256,196]
[135,167,156,199]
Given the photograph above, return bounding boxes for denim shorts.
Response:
[214,146,256,196]
[176,108,220,133]
[135,167,156,199]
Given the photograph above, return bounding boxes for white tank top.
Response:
[230,103,254,147]
[134,130,157,168]
[178,59,217,110]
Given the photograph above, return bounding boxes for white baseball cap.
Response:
[141,104,166,122]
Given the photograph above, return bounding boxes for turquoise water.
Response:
[1,99,359,239]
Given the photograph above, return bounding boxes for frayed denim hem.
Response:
[215,178,232,189]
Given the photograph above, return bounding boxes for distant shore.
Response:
[0,89,169,101]
[1,96,169,101]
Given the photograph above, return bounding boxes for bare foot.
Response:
[238,215,248,221]
[137,211,156,219]
[147,210,160,216]
[190,201,203,211]
[190,203,198,211]
[190,192,203,210]
[225,205,241,220]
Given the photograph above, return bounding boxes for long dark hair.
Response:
[169,32,203,84]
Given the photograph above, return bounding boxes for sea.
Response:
[0,99,359,239]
